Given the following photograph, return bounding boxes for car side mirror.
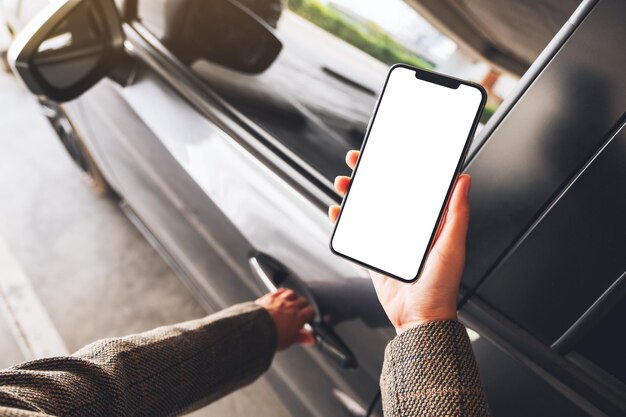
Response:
[163,0,283,74]
[8,0,124,102]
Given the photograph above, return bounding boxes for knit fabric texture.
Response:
[0,302,276,417]
[1,306,490,416]
[381,320,491,417]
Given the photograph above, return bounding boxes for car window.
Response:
[136,0,525,181]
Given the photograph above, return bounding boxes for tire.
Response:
[74,137,115,198]
[41,100,116,198]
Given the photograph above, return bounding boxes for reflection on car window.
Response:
[138,0,520,181]
[190,30,382,180]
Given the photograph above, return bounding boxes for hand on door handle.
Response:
[254,289,316,350]
[249,253,358,369]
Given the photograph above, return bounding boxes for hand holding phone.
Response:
[330,64,485,282]
[330,152,472,333]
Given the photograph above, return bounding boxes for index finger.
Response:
[299,306,316,325]
[346,150,359,170]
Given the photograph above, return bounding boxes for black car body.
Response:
[3,0,625,415]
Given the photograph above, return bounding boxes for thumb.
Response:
[434,174,471,254]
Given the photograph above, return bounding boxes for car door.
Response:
[57,1,394,416]
[457,0,626,415]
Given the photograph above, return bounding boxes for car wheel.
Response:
[73,136,114,198]
[40,100,116,198]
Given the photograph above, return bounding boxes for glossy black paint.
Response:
[462,0,626,293]
[554,270,626,354]
[575,297,626,385]
[460,0,626,413]
[472,335,590,417]
[477,120,626,344]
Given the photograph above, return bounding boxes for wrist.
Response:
[395,311,458,335]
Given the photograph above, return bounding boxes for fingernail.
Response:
[464,174,471,197]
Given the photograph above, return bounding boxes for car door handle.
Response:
[249,252,358,369]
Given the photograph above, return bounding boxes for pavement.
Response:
[0,68,289,416]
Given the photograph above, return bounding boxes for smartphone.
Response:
[330,64,486,283]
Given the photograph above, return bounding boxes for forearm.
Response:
[0,302,276,417]
[380,320,491,417]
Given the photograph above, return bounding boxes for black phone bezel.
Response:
[329,63,487,283]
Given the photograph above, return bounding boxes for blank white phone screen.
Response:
[331,66,483,281]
